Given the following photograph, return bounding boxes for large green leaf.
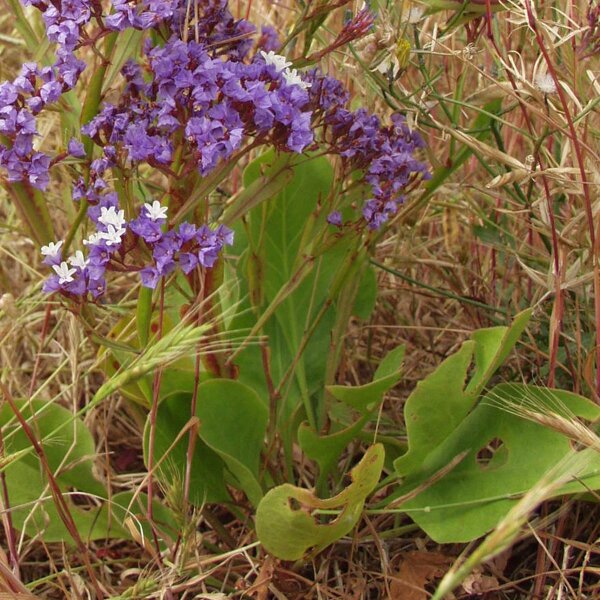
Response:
[146,380,268,507]
[394,310,531,477]
[394,384,600,543]
[194,380,268,507]
[143,392,230,506]
[256,444,384,560]
[230,151,371,453]
[0,399,122,542]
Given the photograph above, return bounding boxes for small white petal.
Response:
[68,250,89,269]
[99,224,126,246]
[98,206,127,228]
[144,201,168,221]
[282,68,311,90]
[52,261,76,284]
[41,240,63,257]
[260,50,292,73]
[83,232,102,246]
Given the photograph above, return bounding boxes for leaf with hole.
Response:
[394,310,531,477]
[255,444,384,560]
[394,384,600,542]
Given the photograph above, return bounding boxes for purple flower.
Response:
[179,252,198,274]
[40,240,64,266]
[327,211,343,227]
[46,20,80,50]
[68,138,86,157]
[140,266,161,289]
[0,82,18,106]
[258,25,280,52]
[26,152,51,189]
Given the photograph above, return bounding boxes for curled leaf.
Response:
[255,444,384,560]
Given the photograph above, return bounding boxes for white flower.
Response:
[83,232,102,246]
[98,206,126,228]
[99,224,126,246]
[260,50,292,73]
[534,72,557,94]
[68,250,89,270]
[282,68,311,90]
[52,261,76,284]
[41,240,63,258]
[144,200,168,221]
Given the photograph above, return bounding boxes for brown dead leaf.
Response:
[246,556,275,600]
[390,551,452,600]
[462,569,500,595]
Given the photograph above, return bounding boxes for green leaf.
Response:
[0,399,121,542]
[195,380,268,507]
[352,264,377,320]
[256,444,384,560]
[393,342,475,477]
[394,384,600,543]
[233,151,355,437]
[298,415,370,486]
[101,29,143,94]
[466,309,532,396]
[146,380,268,507]
[143,392,230,506]
[299,345,404,484]
[136,286,153,348]
[5,181,55,245]
[394,310,531,477]
[222,153,295,225]
[327,345,405,413]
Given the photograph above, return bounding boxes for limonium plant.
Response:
[0,0,433,572]
[0,0,428,302]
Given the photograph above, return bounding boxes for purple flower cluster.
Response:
[104,0,181,31]
[33,0,429,302]
[307,72,430,228]
[22,0,92,51]
[0,57,84,188]
[42,197,233,298]
[82,40,314,177]
[132,202,234,289]
[0,0,89,188]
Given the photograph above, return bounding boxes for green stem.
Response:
[5,181,55,245]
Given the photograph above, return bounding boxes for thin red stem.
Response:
[524,0,598,398]
[1,385,104,599]
[146,279,166,556]
[0,426,19,579]
[28,302,53,399]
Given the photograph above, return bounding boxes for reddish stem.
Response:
[0,426,19,579]
[146,279,166,556]
[484,1,563,387]
[524,0,598,398]
[28,302,53,399]
[1,385,104,599]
